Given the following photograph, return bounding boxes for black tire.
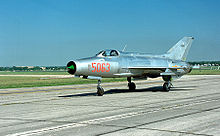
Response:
[163,83,170,92]
[128,82,136,90]
[97,87,104,96]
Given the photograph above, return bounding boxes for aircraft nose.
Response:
[67,61,77,75]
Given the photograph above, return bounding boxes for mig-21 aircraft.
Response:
[67,37,194,96]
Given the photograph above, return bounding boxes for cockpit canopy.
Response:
[96,49,120,57]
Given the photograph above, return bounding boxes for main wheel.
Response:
[128,82,136,90]
[163,83,170,92]
[97,87,104,96]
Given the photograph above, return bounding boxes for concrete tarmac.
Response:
[0,75,220,136]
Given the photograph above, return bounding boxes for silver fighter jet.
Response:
[67,37,194,96]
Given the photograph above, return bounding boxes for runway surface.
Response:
[0,75,220,136]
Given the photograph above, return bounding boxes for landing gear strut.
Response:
[97,79,104,96]
[127,77,136,90]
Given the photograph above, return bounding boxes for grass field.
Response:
[188,69,220,75]
[0,71,67,75]
[0,76,126,89]
[0,69,219,89]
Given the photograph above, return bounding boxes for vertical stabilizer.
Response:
[165,37,194,61]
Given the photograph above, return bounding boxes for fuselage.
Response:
[67,50,191,78]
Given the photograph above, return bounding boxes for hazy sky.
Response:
[0,0,220,66]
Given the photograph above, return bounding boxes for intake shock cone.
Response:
[67,61,76,75]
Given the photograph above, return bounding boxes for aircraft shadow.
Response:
[58,85,196,98]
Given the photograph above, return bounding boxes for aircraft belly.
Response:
[144,69,162,78]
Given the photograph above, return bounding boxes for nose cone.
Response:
[67,61,76,75]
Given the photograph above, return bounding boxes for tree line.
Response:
[0,66,66,71]
[189,61,220,65]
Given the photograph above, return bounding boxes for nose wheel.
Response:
[127,77,136,90]
[97,80,104,96]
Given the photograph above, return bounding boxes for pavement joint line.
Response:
[97,106,220,136]
[2,93,218,108]
[2,92,220,113]
[0,98,62,106]
[33,103,144,109]
[89,123,212,136]
[6,98,220,136]
[135,127,212,136]
[28,97,220,123]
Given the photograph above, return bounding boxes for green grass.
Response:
[0,71,68,75]
[188,69,220,75]
[0,76,126,89]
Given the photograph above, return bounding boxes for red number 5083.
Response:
[92,63,110,72]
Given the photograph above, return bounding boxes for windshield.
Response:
[96,49,119,57]
[96,51,104,56]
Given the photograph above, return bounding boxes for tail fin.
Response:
[165,37,194,61]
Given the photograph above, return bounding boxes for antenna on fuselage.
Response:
[122,44,127,52]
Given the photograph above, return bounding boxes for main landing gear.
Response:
[163,81,172,92]
[162,75,173,92]
[97,79,104,96]
[96,76,170,95]
[127,77,136,90]
[96,77,136,96]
